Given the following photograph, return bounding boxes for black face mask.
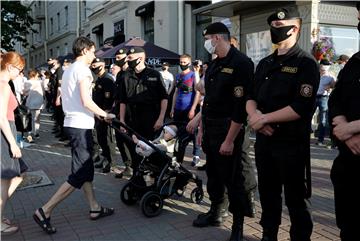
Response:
[270,25,294,44]
[91,66,102,75]
[48,63,55,69]
[179,64,189,71]
[115,58,126,68]
[128,58,140,69]
[358,21,360,33]
[161,67,166,71]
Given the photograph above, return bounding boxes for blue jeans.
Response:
[315,96,329,143]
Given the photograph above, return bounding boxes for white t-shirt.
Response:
[62,61,94,129]
[160,70,174,93]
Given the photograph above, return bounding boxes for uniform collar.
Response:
[272,43,301,63]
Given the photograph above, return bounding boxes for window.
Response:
[144,14,154,43]
[319,25,359,59]
[64,43,68,55]
[65,6,68,26]
[50,18,53,35]
[57,12,60,31]
[56,46,60,57]
[50,48,53,57]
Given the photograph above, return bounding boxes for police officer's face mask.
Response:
[179,64,189,71]
[204,39,216,54]
[115,57,126,68]
[128,58,140,69]
[270,25,295,44]
[91,66,102,75]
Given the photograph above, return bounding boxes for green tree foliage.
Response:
[1,1,37,51]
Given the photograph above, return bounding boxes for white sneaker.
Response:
[191,156,201,167]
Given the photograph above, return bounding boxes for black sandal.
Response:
[89,206,114,220]
[33,208,56,234]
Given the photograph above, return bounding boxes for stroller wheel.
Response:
[120,182,138,205]
[190,187,204,204]
[175,187,186,197]
[140,191,163,217]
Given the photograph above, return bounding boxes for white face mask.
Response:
[204,39,216,54]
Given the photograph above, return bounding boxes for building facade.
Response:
[17,1,359,70]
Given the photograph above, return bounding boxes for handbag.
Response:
[14,98,32,133]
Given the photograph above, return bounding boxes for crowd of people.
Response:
[1,4,359,241]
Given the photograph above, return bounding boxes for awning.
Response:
[193,1,291,17]
[99,37,180,66]
[92,24,103,34]
[135,1,154,17]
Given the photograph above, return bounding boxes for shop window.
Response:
[319,25,359,59]
[144,14,154,43]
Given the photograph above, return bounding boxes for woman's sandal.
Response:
[1,222,19,236]
[89,206,114,220]
[32,208,56,234]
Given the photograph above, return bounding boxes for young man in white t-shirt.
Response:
[33,37,115,234]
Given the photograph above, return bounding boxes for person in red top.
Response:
[0,51,28,235]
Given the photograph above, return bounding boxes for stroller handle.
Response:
[110,118,171,161]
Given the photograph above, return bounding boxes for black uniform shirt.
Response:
[203,46,254,124]
[119,67,168,105]
[328,51,360,153]
[249,44,319,138]
[93,72,115,111]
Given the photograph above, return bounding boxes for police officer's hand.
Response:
[345,133,360,155]
[219,140,234,156]
[249,113,267,131]
[153,118,163,131]
[333,122,354,141]
[258,124,274,136]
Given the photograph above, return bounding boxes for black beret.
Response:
[127,47,145,55]
[202,22,230,36]
[267,7,301,25]
[116,48,128,55]
[357,2,360,11]
[92,57,105,64]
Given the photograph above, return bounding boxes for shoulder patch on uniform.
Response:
[234,86,244,98]
[147,77,157,81]
[221,68,234,74]
[300,84,313,97]
[281,66,298,74]
[105,92,111,98]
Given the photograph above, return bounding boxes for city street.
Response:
[3,113,340,241]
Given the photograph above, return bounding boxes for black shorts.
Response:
[64,127,94,189]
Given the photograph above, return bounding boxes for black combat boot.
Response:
[229,214,244,241]
[193,204,223,227]
[261,227,279,241]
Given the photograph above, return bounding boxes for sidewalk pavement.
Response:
[3,113,340,241]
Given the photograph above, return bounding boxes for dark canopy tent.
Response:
[98,38,180,66]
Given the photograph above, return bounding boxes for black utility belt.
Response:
[316,95,329,98]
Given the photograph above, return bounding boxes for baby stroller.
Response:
[111,119,204,217]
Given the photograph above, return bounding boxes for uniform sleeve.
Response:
[232,59,254,124]
[247,60,263,102]
[328,69,345,120]
[156,72,168,100]
[119,73,128,104]
[289,58,319,118]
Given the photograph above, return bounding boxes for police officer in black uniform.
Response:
[328,3,360,240]
[246,7,319,241]
[119,47,168,170]
[112,48,133,178]
[91,57,116,173]
[192,22,254,241]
